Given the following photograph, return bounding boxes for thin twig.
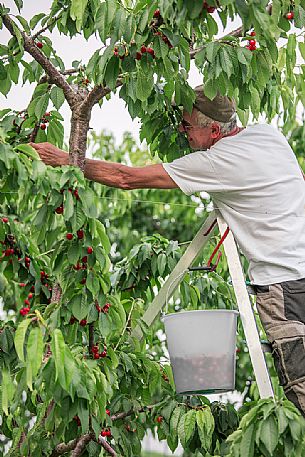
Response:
[1,12,78,108]
[114,300,136,350]
[32,12,63,40]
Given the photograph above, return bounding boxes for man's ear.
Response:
[211,122,221,139]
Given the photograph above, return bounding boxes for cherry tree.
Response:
[1,1,305,456]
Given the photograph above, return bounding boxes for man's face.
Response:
[178,109,220,151]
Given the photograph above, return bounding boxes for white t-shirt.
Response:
[162,124,305,285]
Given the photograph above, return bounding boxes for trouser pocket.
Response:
[272,336,305,387]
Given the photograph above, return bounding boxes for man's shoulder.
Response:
[242,123,279,135]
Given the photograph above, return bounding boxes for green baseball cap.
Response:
[193,85,236,123]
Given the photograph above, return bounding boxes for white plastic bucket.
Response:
[162,309,239,394]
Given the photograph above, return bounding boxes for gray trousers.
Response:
[255,278,305,417]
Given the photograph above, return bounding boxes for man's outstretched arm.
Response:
[29,142,178,190]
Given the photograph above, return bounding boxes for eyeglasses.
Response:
[180,120,202,132]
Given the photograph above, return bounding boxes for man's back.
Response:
[163,124,305,284]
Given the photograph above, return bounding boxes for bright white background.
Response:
[0,1,242,146]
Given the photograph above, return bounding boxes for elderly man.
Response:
[31,85,305,416]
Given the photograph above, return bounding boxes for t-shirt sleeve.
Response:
[162,150,225,196]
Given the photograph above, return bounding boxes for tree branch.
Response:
[1,12,79,108]
[99,437,116,456]
[79,77,124,115]
[50,438,79,457]
[32,12,63,40]
[71,432,95,457]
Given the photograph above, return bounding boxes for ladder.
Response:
[131,210,274,400]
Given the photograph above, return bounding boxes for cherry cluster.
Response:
[246,31,257,51]
[91,344,107,359]
[40,111,51,131]
[55,187,80,215]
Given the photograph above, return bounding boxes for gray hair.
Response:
[195,110,237,135]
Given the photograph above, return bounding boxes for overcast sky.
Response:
[0,1,243,146]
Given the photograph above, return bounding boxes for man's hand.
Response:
[29,142,69,167]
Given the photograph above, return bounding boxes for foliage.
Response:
[1,0,305,456]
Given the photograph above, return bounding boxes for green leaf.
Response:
[157,253,166,276]
[35,93,49,120]
[259,415,278,456]
[240,422,255,457]
[30,13,46,30]
[70,0,88,32]
[50,86,65,110]
[26,327,44,390]
[67,243,80,265]
[94,220,111,254]
[104,56,120,91]
[14,318,31,362]
[71,294,87,320]
[2,370,15,415]
[64,190,74,221]
[170,406,183,438]
[15,143,40,160]
[136,70,153,102]
[178,410,196,447]
[86,271,100,296]
[51,329,77,393]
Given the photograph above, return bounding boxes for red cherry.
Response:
[66,233,73,240]
[77,229,84,239]
[106,409,110,416]
[55,205,64,214]
[101,431,108,437]
[40,124,47,130]
[249,39,256,46]
[206,6,216,12]
[286,11,294,20]
[80,319,87,326]
[81,256,88,263]
[136,52,142,60]
[156,416,163,423]
[94,353,100,359]
[114,51,119,57]
[106,430,111,437]
[92,345,99,353]
[30,285,35,292]
[250,31,256,36]
[73,189,80,200]
[4,249,11,256]
[2,217,8,223]
[36,41,43,48]
[73,263,81,271]
[140,45,147,53]
[28,293,33,299]
[87,246,93,254]
[40,271,45,278]
[249,45,256,51]
[45,112,50,117]
[100,350,107,358]
[147,47,155,58]
[153,9,160,17]
[24,299,30,306]
[19,283,26,287]
[25,257,30,262]
[80,278,86,284]
[95,304,101,312]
